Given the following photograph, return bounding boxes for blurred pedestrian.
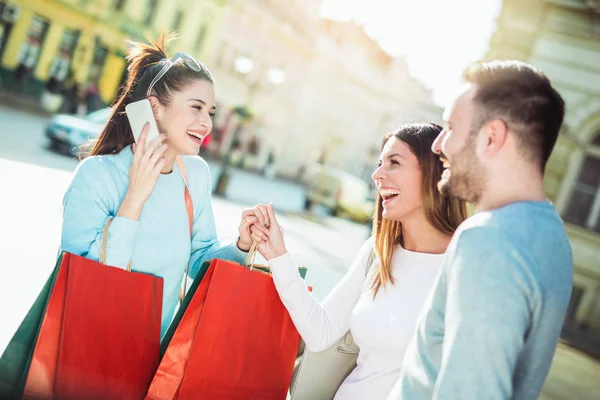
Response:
[264,151,276,179]
[85,81,102,112]
[65,81,82,114]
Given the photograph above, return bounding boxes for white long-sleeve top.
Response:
[268,238,446,400]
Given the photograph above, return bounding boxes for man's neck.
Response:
[475,173,547,212]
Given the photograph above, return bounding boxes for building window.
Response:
[0,1,17,63]
[172,10,183,31]
[561,285,600,359]
[145,0,158,25]
[88,41,108,84]
[48,28,79,82]
[14,16,49,81]
[115,0,126,11]
[563,132,600,233]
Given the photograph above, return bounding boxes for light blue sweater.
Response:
[388,201,573,400]
[60,146,247,338]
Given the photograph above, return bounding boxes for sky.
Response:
[319,0,503,107]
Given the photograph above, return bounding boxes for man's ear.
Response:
[481,119,508,158]
[148,96,163,122]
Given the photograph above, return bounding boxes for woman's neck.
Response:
[400,213,452,254]
[161,146,177,174]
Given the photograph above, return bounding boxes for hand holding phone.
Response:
[116,106,168,221]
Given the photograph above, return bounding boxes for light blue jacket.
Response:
[61,146,247,337]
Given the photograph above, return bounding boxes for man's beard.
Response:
[438,138,486,205]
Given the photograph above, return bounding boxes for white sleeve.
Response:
[267,238,375,352]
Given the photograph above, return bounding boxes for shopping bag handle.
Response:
[99,216,130,270]
[98,156,194,300]
[244,241,259,269]
[243,225,284,271]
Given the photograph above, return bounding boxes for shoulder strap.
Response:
[175,156,194,303]
[175,156,193,235]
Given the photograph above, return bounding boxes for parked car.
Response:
[46,107,111,156]
[303,164,375,223]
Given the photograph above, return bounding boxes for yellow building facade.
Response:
[0,0,228,105]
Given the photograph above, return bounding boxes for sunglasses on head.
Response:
[146,52,206,97]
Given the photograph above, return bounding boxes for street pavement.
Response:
[1,105,598,399]
[208,160,308,214]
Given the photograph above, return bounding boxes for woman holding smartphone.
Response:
[60,33,270,339]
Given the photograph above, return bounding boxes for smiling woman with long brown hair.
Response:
[370,123,470,297]
[249,123,470,399]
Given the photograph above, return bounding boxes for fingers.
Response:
[240,215,268,234]
[251,229,267,243]
[242,209,265,227]
[250,224,268,241]
[131,123,149,167]
[267,203,279,228]
[240,215,258,232]
[143,133,167,162]
[243,215,269,236]
[137,134,166,176]
[242,205,270,228]
[148,142,168,170]
[135,122,150,155]
[151,155,167,177]
[241,209,254,219]
[242,209,263,225]
[256,204,270,228]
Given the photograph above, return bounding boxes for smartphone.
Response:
[125,99,161,148]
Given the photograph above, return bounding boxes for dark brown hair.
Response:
[86,32,214,157]
[371,123,471,296]
[463,60,565,172]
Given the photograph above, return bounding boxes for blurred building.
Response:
[207,0,323,172]
[278,19,441,181]
[486,0,600,359]
[0,0,440,183]
[0,0,228,106]
[208,9,441,180]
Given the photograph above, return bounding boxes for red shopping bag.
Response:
[146,258,303,400]
[22,252,164,400]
